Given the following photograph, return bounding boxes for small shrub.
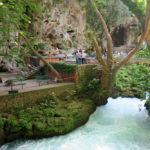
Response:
[33,122,46,131]
[5,117,18,130]
[43,108,55,117]
[47,62,76,74]
[18,111,33,121]
[65,117,74,131]
[20,120,32,130]
[84,78,100,92]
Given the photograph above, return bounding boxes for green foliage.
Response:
[33,122,46,131]
[56,21,60,25]
[13,104,24,111]
[39,92,58,108]
[86,0,131,38]
[0,115,4,128]
[121,0,146,24]
[5,117,18,130]
[18,110,33,121]
[48,62,76,74]
[0,0,41,63]
[20,120,32,130]
[65,117,74,131]
[53,0,62,4]
[43,108,55,117]
[35,43,47,50]
[78,0,85,3]
[83,99,94,106]
[145,97,150,111]
[136,45,150,58]
[115,63,150,97]
[84,78,100,92]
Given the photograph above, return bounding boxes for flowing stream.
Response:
[1,97,150,150]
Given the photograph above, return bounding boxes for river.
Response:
[1,97,150,150]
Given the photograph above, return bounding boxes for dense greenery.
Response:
[86,0,131,35]
[136,45,150,58]
[112,63,150,98]
[0,0,40,64]
[121,0,146,26]
[0,90,95,144]
[47,62,76,74]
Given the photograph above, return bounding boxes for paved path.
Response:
[0,72,39,93]
[0,72,74,95]
[0,82,74,96]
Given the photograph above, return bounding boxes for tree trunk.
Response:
[89,0,150,105]
[22,34,63,82]
[146,0,150,50]
[90,0,114,70]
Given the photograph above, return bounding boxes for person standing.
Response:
[76,50,80,64]
[81,51,86,64]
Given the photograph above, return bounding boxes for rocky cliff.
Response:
[32,0,87,52]
[31,0,141,53]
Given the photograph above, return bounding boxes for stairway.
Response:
[18,66,44,80]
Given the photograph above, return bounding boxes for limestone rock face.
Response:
[32,0,142,52]
[33,0,87,51]
[112,17,141,46]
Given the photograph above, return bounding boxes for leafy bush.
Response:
[115,63,150,93]
[65,117,74,131]
[20,120,32,130]
[136,45,150,58]
[5,117,18,130]
[18,111,33,121]
[39,92,58,108]
[43,108,55,117]
[33,122,46,131]
[48,62,76,74]
[84,78,100,92]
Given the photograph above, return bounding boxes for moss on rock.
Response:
[0,92,96,145]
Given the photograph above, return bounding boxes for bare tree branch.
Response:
[88,32,108,73]
[145,0,150,49]
[90,0,114,70]
[21,34,63,82]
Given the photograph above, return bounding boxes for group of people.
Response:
[75,49,87,64]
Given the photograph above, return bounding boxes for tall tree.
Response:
[88,0,150,105]
[145,0,150,49]
[86,0,131,52]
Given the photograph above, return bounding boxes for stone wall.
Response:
[76,64,100,87]
[0,64,102,113]
[0,83,75,112]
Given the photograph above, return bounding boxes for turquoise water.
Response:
[1,97,150,150]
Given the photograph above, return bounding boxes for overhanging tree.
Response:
[0,0,62,81]
[88,0,150,105]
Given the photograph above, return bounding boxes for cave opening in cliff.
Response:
[112,25,127,47]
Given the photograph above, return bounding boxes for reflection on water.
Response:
[1,97,150,150]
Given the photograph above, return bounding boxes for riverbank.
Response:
[0,92,96,145]
[111,64,150,99]
[1,97,150,150]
